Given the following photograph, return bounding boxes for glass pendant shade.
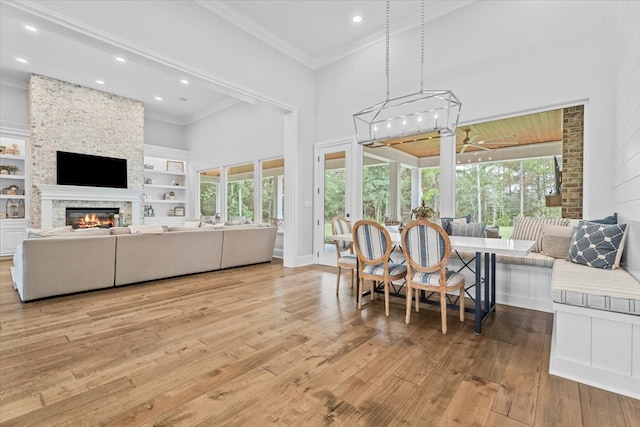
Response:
[354,89,461,147]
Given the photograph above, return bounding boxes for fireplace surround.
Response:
[36,184,143,229]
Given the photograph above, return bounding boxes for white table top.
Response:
[331,233,535,257]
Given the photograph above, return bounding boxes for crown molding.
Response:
[195,0,316,69]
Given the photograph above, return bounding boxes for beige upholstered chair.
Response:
[401,219,466,334]
[352,220,407,316]
[330,217,357,294]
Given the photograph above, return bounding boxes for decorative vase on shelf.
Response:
[411,200,434,220]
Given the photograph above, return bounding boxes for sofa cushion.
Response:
[551,259,640,315]
[567,221,628,270]
[453,250,556,268]
[512,217,570,253]
[541,224,575,259]
[110,226,131,235]
[26,225,72,238]
[128,224,164,234]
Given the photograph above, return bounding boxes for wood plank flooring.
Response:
[1,258,638,426]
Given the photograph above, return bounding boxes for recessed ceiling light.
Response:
[16,57,27,64]
[96,80,105,85]
[24,25,37,32]
[115,56,126,63]
[352,16,362,23]
[180,79,189,84]
[154,96,163,101]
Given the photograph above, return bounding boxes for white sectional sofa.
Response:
[11,224,278,301]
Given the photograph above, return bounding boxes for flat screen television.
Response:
[57,151,128,189]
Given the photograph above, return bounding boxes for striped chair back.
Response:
[403,220,449,269]
[331,217,352,252]
[353,221,389,263]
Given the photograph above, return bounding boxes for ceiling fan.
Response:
[459,129,517,154]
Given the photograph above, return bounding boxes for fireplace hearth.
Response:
[66,207,119,229]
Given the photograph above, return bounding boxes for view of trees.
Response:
[227,180,255,221]
[357,156,560,226]
[199,181,217,217]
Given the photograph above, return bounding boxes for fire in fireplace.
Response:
[66,208,119,229]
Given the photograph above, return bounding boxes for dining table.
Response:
[330,230,536,334]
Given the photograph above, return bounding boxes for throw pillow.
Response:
[201,222,225,229]
[27,225,73,238]
[484,226,500,239]
[589,212,617,225]
[438,215,471,235]
[511,217,570,253]
[128,224,164,235]
[451,222,486,237]
[567,221,628,270]
[541,224,574,259]
[184,220,201,228]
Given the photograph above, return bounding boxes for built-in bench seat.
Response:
[551,259,640,315]
[454,250,556,268]
[548,218,639,400]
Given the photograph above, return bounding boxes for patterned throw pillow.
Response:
[451,222,486,237]
[567,221,628,270]
[511,217,570,253]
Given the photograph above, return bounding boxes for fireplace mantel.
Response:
[37,184,143,229]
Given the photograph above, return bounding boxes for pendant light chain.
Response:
[385,0,390,101]
[420,0,425,92]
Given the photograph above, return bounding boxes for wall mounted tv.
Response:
[57,151,128,189]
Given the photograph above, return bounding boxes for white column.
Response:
[439,134,456,217]
[411,167,421,215]
[389,161,401,221]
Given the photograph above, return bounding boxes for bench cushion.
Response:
[454,250,556,268]
[551,259,640,315]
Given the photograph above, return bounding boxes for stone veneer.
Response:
[561,105,584,219]
[28,75,144,228]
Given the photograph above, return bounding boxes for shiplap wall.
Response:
[614,1,640,280]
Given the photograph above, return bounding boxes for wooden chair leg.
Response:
[350,269,354,289]
[384,282,390,316]
[357,278,363,310]
[459,287,465,322]
[405,285,412,324]
[440,291,448,334]
[415,288,420,312]
[335,266,342,295]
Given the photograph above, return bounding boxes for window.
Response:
[227,163,255,222]
[362,162,390,222]
[261,158,284,228]
[199,168,220,221]
[455,157,561,238]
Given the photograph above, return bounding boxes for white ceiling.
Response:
[0,0,473,125]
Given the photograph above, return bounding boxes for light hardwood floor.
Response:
[1,258,638,426]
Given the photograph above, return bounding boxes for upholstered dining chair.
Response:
[330,216,357,294]
[401,219,466,334]
[352,220,407,316]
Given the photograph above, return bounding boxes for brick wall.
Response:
[562,105,584,219]
[28,75,144,227]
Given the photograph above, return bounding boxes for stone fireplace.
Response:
[66,207,119,229]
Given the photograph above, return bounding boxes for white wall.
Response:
[144,117,185,150]
[0,83,28,130]
[185,102,283,172]
[315,0,618,220]
[614,0,640,219]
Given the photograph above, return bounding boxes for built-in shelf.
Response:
[143,168,186,177]
[0,195,26,200]
[145,199,186,204]
[144,184,186,190]
[0,154,25,161]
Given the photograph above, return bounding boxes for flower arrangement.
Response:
[411,200,435,220]
[0,165,19,175]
